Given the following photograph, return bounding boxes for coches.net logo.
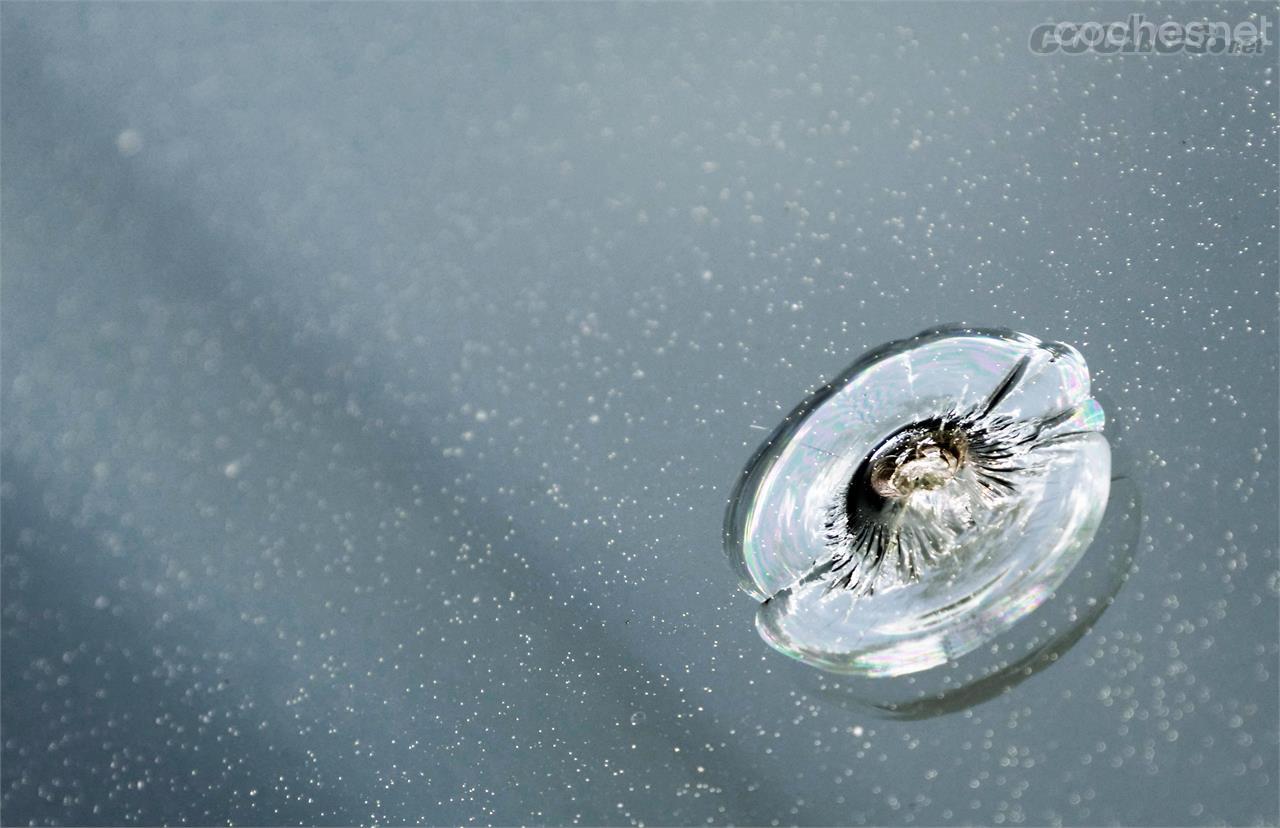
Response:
[1030,14,1272,55]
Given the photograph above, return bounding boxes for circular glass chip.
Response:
[724,327,1111,676]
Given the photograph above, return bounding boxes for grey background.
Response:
[2,3,1276,825]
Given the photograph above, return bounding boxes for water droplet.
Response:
[725,327,1111,677]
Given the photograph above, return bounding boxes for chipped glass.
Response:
[725,327,1112,676]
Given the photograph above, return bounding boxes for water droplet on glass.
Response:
[725,327,1111,677]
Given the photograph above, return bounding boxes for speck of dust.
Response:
[115,128,143,156]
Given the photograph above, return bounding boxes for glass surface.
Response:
[3,3,1276,825]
